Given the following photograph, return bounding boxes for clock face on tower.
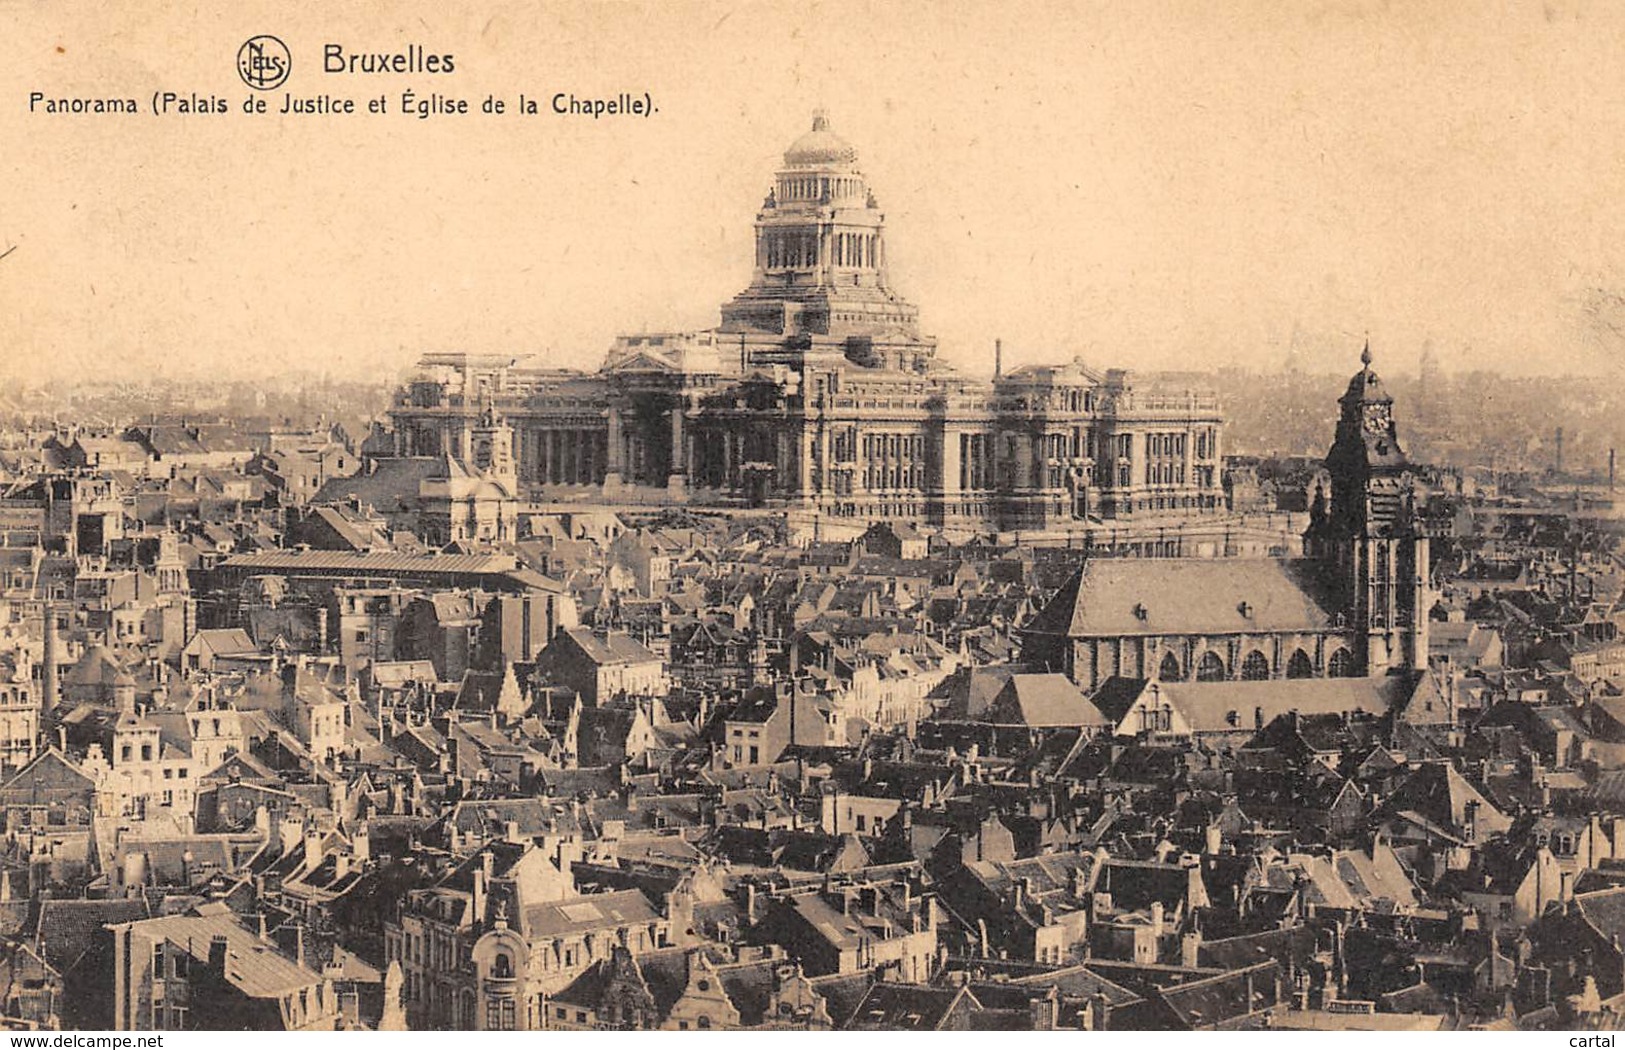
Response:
[1363,404,1391,435]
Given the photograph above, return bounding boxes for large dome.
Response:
[784,112,858,168]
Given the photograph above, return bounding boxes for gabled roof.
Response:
[986,674,1107,728]
[556,627,660,667]
[844,982,974,1030]
[1379,761,1511,838]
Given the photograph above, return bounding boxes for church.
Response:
[1022,344,1436,690]
[387,113,1227,534]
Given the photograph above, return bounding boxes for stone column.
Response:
[942,428,963,500]
[817,426,832,497]
[604,407,624,490]
[797,427,816,505]
[667,401,687,495]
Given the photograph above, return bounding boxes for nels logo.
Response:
[237,35,291,90]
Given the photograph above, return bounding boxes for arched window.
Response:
[1241,651,1270,681]
[492,952,513,979]
[1327,648,1355,678]
[1159,652,1183,682]
[1196,651,1226,682]
[1286,649,1314,679]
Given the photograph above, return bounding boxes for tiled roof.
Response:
[1026,558,1338,638]
[523,889,659,938]
[224,550,518,574]
[123,906,320,998]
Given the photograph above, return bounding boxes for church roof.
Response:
[1024,558,1339,639]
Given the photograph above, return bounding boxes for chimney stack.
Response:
[209,934,228,975]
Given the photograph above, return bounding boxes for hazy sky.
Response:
[7,0,1625,384]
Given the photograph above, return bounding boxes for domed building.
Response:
[389,114,1228,538]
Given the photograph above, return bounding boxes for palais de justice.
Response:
[389,114,1225,533]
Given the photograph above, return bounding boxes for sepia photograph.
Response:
[4,0,1625,1036]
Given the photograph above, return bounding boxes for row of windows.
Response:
[777,175,861,202]
[1154,646,1355,682]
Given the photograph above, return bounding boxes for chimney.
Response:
[994,338,1003,380]
[1204,824,1222,855]
[1027,988,1058,1032]
[1181,928,1202,969]
[209,934,228,975]
[352,823,370,863]
[295,922,306,969]
[304,828,324,874]
[1150,900,1164,936]
[472,864,488,924]
[505,820,523,844]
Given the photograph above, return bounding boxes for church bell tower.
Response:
[470,393,518,497]
[1305,342,1430,674]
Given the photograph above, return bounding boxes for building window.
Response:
[1196,652,1226,682]
[1327,648,1355,678]
[1241,651,1270,681]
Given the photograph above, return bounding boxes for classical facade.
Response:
[1024,345,1434,689]
[389,114,1225,533]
